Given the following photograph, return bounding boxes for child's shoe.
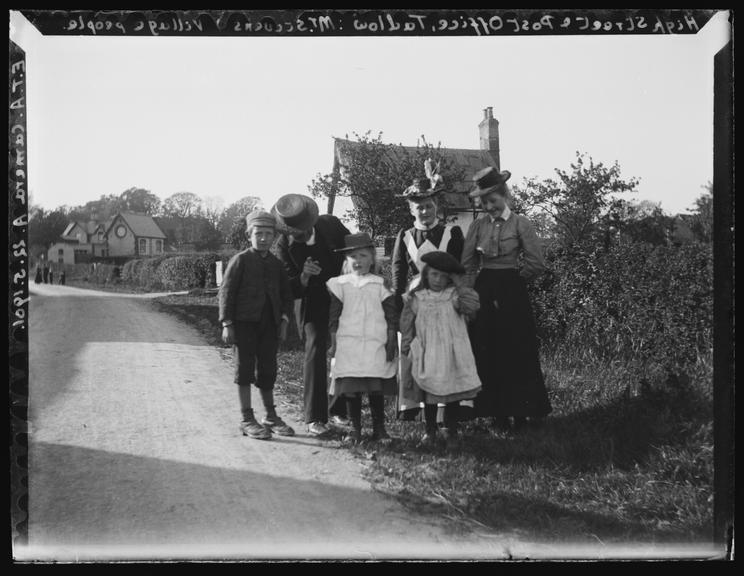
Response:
[371,425,391,443]
[307,421,331,437]
[418,431,438,448]
[440,427,460,451]
[240,418,272,440]
[262,413,295,436]
[343,428,362,444]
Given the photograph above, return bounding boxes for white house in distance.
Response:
[48,212,167,265]
[105,212,167,258]
[47,219,110,265]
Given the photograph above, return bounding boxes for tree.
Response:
[687,184,713,243]
[162,192,203,219]
[202,195,225,228]
[513,152,639,249]
[308,132,466,239]
[119,187,161,215]
[28,207,70,258]
[219,196,263,249]
[616,200,675,246]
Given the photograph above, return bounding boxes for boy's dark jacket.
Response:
[218,248,294,326]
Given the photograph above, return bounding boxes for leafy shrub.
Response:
[529,238,713,374]
[138,256,167,290]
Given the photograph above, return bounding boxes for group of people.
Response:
[34,265,65,285]
[218,162,552,447]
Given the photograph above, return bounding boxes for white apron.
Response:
[327,274,396,381]
[410,287,481,398]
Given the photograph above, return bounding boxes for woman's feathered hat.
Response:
[397,158,445,200]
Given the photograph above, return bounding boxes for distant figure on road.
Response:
[274,194,351,437]
[219,210,295,441]
[49,269,54,285]
[59,270,66,285]
[34,266,42,284]
[42,265,49,284]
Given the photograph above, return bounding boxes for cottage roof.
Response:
[333,138,499,211]
[109,212,167,239]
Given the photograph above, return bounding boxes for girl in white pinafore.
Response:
[400,251,481,447]
[327,233,398,443]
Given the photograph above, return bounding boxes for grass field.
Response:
[152,293,714,545]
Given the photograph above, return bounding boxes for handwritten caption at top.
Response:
[61,11,703,36]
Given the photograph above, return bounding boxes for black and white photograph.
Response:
[9,9,733,562]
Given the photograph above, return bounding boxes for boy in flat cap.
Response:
[219,210,296,440]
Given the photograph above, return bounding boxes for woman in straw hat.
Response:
[462,167,552,432]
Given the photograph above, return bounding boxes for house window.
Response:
[155,239,162,253]
[139,238,147,255]
[58,249,64,255]
[58,258,64,265]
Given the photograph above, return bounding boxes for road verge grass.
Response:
[152,293,713,544]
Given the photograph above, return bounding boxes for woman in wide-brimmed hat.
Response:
[462,167,552,431]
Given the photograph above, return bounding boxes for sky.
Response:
[10,10,730,220]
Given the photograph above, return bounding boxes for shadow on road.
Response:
[23,441,494,561]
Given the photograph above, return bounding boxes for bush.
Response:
[529,238,713,374]
[138,256,167,290]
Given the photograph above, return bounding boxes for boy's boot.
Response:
[369,394,390,442]
[240,409,272,440]
[261,404,295,437]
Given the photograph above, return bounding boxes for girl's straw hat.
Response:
[334,232,376,253]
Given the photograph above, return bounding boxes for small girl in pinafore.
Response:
[400,251,481,448]
[327,233,399,443]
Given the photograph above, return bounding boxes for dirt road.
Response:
[19,283,525,561]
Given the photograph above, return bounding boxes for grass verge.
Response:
[152,293,713,545]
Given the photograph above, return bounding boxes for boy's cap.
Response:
[334,232,376,253]
[421,251,465,275]
[469,166,512,198]
[271,194,320,235]
[245,210,276,229]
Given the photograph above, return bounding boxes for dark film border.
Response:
[8,8,733,560]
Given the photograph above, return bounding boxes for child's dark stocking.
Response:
[443,402,460,433]
[424,403,439,436]
[346,394,363,435]
[369,393,389,440]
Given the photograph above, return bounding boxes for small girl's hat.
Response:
[469,166,512,198]
[421,251,465,275]
[334,232,376,253]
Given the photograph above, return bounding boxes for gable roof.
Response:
[107,212,167,239]
[333,138,499,211]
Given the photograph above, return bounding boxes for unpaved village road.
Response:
[20,283,529,561]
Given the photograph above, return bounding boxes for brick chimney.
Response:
[479,107,500,169]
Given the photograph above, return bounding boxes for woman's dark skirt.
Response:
[469,268,552,419]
